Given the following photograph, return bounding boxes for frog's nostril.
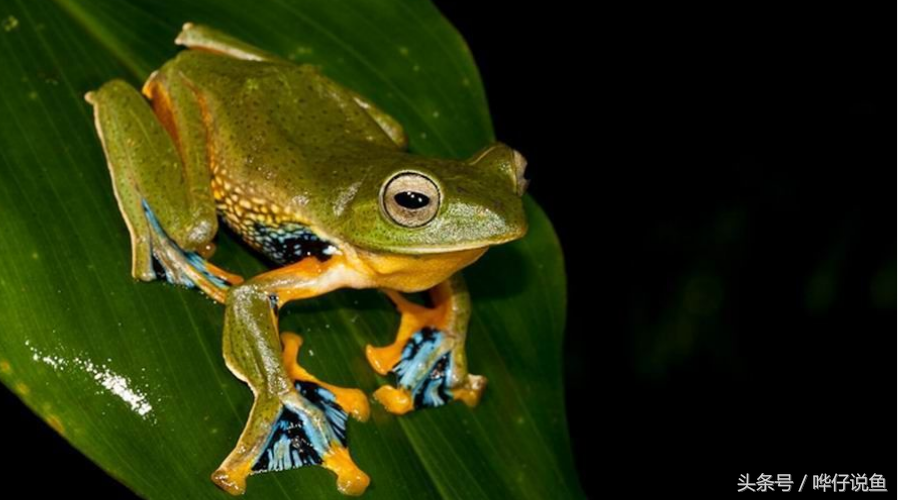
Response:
[513,149,529,196]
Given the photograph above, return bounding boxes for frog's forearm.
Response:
[221,259,346,390]
[366,273,486,414]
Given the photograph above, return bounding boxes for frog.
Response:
[84,23,528,497]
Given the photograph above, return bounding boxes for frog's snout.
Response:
[512,149,529,196]
[467,142,529,197]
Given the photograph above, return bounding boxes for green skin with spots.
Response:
[85,23,527,496]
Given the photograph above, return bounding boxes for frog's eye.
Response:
[381,172,441,228]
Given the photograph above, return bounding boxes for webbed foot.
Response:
[370,326,486,414]
[143,200,243,303]
[211,333,370,496]
[366,280,486,415]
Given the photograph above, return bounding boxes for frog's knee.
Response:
[182,216,216,251]
[226,281,267,307]
[87,79,143,110]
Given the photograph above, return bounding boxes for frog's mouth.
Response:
[408,228,528,254]
[366,222,528,256]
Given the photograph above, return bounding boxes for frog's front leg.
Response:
[212,259,371,496]
[366,273,486,414]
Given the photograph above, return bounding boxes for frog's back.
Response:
[159,51,401,263]
[170,51,395,153]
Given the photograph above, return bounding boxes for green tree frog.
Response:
[85,23,527,497]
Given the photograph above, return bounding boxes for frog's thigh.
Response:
[366,273,487,414]
[86,80,218,282]
[214,258,369,496]
[141,66,218,229]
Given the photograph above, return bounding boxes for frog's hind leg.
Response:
[366,273,487,415]
[86,80,241,303]
[175,22,286,62]
[213,260,370,496]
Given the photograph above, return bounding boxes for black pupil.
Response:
[394,191,430,209]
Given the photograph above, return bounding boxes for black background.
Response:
[438,2,896,497]
[2,2,896,498]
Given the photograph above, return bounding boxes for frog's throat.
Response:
[344,247,487,292]
[343,246,487,292]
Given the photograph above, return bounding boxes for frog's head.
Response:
[335,142,528,259]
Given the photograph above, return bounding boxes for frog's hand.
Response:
[366,274,486,415]
[213,258,369,496]
[85,81,240,303]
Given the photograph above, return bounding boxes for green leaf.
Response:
[0,0,578,498]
